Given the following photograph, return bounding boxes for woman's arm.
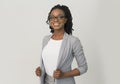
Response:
[72,38,88,75]
[53,68,80,79]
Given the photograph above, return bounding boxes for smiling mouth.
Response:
[53,23,60,26]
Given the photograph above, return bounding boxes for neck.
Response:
[52,29,65,40]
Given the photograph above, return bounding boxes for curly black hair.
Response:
[46,4,74,35]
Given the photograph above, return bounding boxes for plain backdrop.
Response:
[0,0,120,84]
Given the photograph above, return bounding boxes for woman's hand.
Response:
[35,66,41,77]
[53,69,64,79]
[53,68,80,79]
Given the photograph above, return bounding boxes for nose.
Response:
[53,17,59,21]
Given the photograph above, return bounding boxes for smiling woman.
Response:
[35,4,88,84]
[46,4,73,35]
[48,8,67,33]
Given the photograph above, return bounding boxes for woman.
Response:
[35,4,88,84]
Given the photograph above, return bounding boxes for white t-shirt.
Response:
[42,38,63,76]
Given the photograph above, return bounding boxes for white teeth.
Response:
[54,23,59,26]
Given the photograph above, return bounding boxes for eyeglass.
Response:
[49,15,66,21]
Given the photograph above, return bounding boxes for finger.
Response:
[36,70,40,74]
[55,69,61,71]
[35,70,41,76]
[54,70,61,73]
[37,67,40,71]
[36,72,41,76]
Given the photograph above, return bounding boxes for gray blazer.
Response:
[40,32,88,84]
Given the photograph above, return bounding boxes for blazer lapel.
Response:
[42,33,69,70]
[42,35,52,49]
[57,32,69,69]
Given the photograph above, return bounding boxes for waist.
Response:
[46,74,54,79]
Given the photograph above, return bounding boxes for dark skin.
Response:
[35,9,80,79]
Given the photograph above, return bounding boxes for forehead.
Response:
[50,9,65,16]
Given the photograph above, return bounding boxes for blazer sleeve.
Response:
[72,37,88,75]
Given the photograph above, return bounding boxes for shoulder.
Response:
[68,35,83,47]
[41,34,52,45]
[43,34,51,41]
[68,35,83,50]
[43,35,51,39]
[68,35,80,43]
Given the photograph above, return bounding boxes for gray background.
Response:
[0,0,120,84]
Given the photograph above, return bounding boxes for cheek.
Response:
[62,21,67,25]
[62,19,67,24]
[49,22,53,26]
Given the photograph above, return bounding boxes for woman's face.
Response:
[49,9,67,31]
